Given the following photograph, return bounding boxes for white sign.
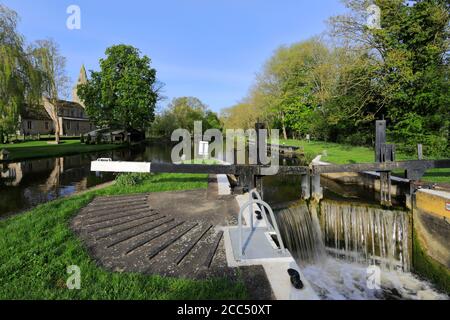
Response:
[198,141,209,157]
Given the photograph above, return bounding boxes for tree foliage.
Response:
[150,97,221,137]
[254,39,331,139]
[223,0,449,157]
[77,45,160,132]
[220,102,262,130]
[28,39,70,143]
[0,5,42,143]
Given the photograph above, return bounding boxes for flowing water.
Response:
[275,200,447,300]
[321,201,410,271]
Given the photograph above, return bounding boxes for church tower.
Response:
[72,65,87,107]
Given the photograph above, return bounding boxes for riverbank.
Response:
[280,139,450,184]
[0,172,249,299]
[0,140,127,162]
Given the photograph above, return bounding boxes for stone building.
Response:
[18,65,96,136]
[18,105,53,136]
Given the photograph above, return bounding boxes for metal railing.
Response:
[238,189,286,258]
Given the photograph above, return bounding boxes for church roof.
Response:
[78,64,87,84]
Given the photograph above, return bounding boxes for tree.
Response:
[0,4,42,143]
[250,39,332,139]
[150,111,178,138]
[221,102,262,130]
[310,47,382,145]
[77,45,160,133]
[150,97,221,137]
[330,0,449,155]
[29,39,69,144]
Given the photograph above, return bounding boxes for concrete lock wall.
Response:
[412,189,450,294]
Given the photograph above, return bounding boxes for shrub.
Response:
[95,132,103,145]
[115,173,148,187]
[337,131,373,147]
[390,129,449,159]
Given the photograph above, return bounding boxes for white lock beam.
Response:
[91,160,151,173]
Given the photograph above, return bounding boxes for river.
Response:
[0,143,173,218]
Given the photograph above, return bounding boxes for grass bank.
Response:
[0,173,248,299]
[280,139,449,184]
[0,140,126,162]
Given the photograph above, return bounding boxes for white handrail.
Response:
[250,189,274,232]
[238,193,286,259]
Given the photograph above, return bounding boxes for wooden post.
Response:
[255,123,264,166]
[375,120,386,162]
[254,123,265,195]
[375,120,392,206]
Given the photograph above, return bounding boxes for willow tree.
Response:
[0,5,42,144]
[29,39,69,144]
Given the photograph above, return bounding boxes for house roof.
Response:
[21,100,85,121]
[21,105,52,121]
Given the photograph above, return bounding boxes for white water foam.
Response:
[276,201,448,300]
[301,257,448,300]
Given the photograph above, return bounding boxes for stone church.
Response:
[18,65,96,136]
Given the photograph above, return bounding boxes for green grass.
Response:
[0,173,248,300]
[0,140,126,162]
[280,139,449,184]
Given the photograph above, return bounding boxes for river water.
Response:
[0,143,173,218]
[0,143,447,299]
[0,143,302,218]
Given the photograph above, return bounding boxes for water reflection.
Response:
[263,175,404,207]
[0,143,173,217]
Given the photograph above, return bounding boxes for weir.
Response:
[320,200,410,271]
[276,201,410,271]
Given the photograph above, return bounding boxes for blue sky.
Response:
[3,0,346,112]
